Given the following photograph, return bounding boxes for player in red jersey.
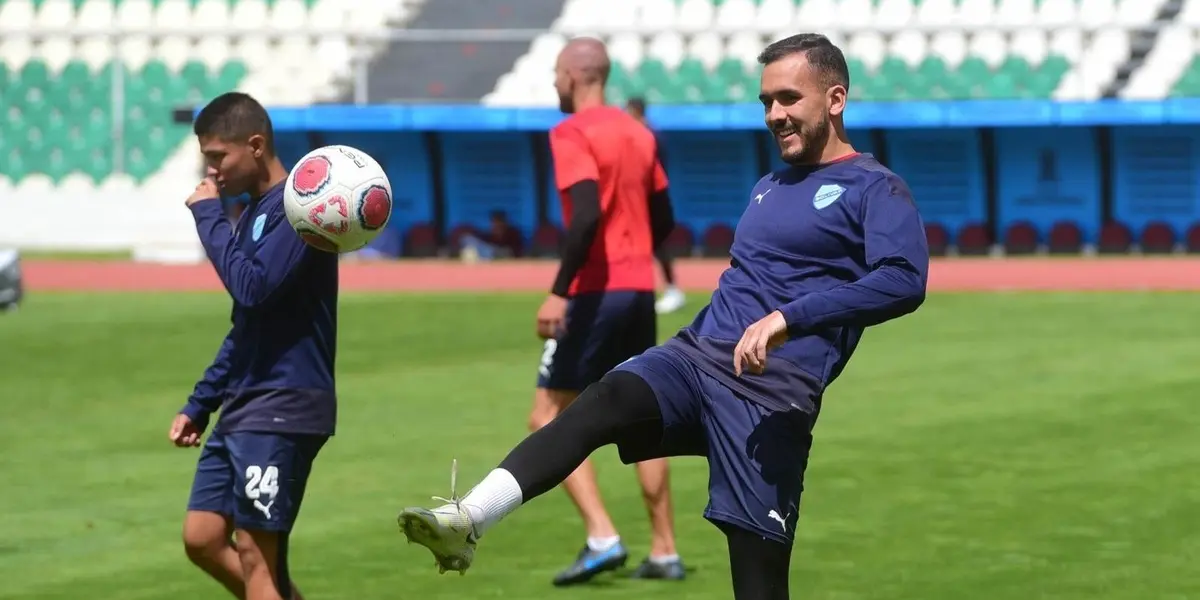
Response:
[527,37,685,586]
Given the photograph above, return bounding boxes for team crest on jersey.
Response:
[813,184,845,210]
[252,213,267,241]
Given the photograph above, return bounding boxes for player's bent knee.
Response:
[182,510,233,564]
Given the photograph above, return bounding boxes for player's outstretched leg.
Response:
[398,370,664,575]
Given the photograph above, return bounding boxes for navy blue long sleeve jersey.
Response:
[181,180,340,436]
[667,153,929,414]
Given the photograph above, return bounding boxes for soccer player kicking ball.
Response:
[398,33,930,600]
[169,92,338,600]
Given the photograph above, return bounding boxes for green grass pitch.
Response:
[2,291,1199,599]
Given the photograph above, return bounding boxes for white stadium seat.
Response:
[969,31,1008,68]
[715,0,757,31]
[153,0,193,31]
[958,0,996,29]
[1,34,34,70]
[0,0,35,31]
[726,31,765,67]
[847,32,887,71]
[754,0,796,32]
[597,2,638,32]
[191,0,232,28]
[607,32,645,70]
[646,31,686,69]
[915,0,957,27]
[874,0,915,28]
[1036,0,1078,27]
[889,30,928,68]
[34,0,74,29]
[676,0,715,32]
[307,1,348,31]
[229,0,269,30]
[154,36,193,72]
[1010,29,1048,66]
[115,0,154,28]
[996,0,1036,27]
[688,32,726,70]
[272,0,309,31]
[795,0,838,30]
[639,0,679,30]
[837,0,876,29]
[930,31,969,69]
[1078,0,1117,29]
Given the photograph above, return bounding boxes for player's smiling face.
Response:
[198,135,264,197]
[759,52,844,165]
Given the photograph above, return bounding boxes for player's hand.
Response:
[536,294,569,340]
[186,177,220,207]
[733,310,790,376]
[169,413,203,448]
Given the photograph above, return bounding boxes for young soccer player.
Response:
[624,96,686,315]
[398,33,930,600]
[523,37,685,586]
[168,92,338,600]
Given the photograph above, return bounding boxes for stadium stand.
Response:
[0,0,422,257]
[483,0,1176,106]
[5,0,1200,259]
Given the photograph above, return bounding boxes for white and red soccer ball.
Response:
[283,145,393,254]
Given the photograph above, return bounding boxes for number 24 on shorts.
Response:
[245,465,280,519]
[538,339,557,378]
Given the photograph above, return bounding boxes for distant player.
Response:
[625,96,686,315]
[523,37,682,586]
[397,33,929,600]
[169,92,338,600]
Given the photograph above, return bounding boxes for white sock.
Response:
[587,535,621,552]
[650,553,679,565]
[460,468,523,539]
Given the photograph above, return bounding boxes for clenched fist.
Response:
[186,177,220,207]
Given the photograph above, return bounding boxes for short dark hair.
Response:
[193,92,275,152]
[757,33,850,93]
[626,97,647,114]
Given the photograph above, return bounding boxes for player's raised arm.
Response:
[776,176,929,334]
[548,125,602,298]
[189,195,308,308]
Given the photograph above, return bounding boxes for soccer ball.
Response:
[283,145,393,254]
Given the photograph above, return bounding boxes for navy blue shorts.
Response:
[186,430,328,532]
[536,291,657,391]
[613,345,815,545]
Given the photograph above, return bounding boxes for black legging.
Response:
[496,370,793,599]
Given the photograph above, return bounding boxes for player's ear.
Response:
[247,134,268,159]
[827,84,847,118]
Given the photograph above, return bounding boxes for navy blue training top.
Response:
[666,153,929,414]
[180,180,340,436]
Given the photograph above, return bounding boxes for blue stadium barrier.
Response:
[206,99,1200,252]
[1111,126,1200,238]
[994,127,1102,243]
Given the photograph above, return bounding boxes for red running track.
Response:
[17,257,1200,292]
